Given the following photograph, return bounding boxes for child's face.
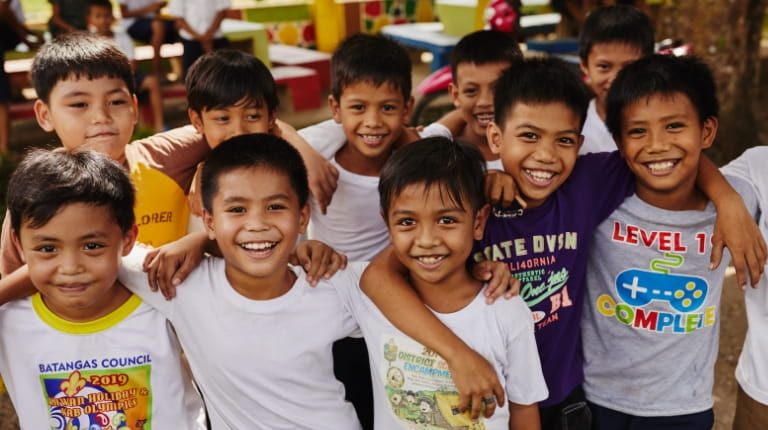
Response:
[449,61,509,140]
[203,166,309,292]
[12,203,137,322]
[87,5,114,34]
[330,81,412,164]
[617,92,716,209]
[385,182,488,289]
[580,42,644,114]
[34,75,137,164]
[189,98,275,149]
[487,101,583,208]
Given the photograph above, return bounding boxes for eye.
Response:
[109,98,127,106]
[36,245,56,253]
[627,127,646,136]
[462,87,477,96]
[226,206,246,213]
[83,242,105,250]
[596,63,610,71]
[349,104,365,111]
[666,122,685,130]
[437,216,456,225]
[396,217,416,227]
[558,136,576,145]
[519,132,538,141]
[382,104,398,113]
[69,102,87,108]
[246,113,263,121]
[214,115,230,123]
[267,203,287,211]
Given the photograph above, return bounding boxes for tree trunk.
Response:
[656,0,767,165]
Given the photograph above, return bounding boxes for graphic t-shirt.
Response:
[581,176,758,416]
[471,151,635,406]
[335,263,548,429]
[0,294,205,429]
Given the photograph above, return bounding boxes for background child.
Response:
[581,54,759,429]
[168,0,230,73]
[335,136,547,429]
[87,0,165,132]
[578,5,654,154]
[0,31,210,277]
[48,0,88,36]
[2,148,205,428]
[722,146,768,430]
[119,0,177,78]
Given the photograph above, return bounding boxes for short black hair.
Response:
[450,30,522,81]
[578,5,655,63]
[31,32,135,104]
[87,0,113,11]
[186,49,279,114]
[8,148,135,236]
[331,33,412,101]
[379,136,486,216]
[605,54,719,142]
[494,57,591,130]
[201,133,309,213]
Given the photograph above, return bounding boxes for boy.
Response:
[0,31,210,278]
[87,0,165,131]
[578,5,654,154]
[1,148,205,428]
[362,57,763,430]
[119,0,177,78]
[168,0,230,73]
[335,136,548,429]
[581,55,759,429]
[723,146,768,429]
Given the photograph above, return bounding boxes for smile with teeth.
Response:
[644,159,679,173]
[240,241,277,251]
[360,134,386,145]
[416,255,445,265]
[524,168,556,184]
[474,113,494,125]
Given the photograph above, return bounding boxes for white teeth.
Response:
[361,134,384,144]
[525,169,555,181]
[647,161,675,172]
[240,242,276,251]
[417,256,445,264]
[475,113,494,124]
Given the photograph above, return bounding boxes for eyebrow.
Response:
[29,231,110,242]
[220,193,292,205]
[60,88,129,98]
[390,206,466,217]
[515,122,580,135]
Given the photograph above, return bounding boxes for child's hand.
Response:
[710,197,767,289]
[446,349,505,420]
[472,260,520,304]
[290,240,347,286]
[143,232,209,299]
[305,152,339,214]
[485,170,526,208]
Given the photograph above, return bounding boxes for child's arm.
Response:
[361,246,506,420]
[119,1,165,18]
[508,403,541,430]
[49,3,78,33]
[697,156,767,289]
[0,265,36,305]
[201,9,227,46]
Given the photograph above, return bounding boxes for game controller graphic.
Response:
[616,269,707,312]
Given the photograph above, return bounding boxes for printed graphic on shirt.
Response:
[473,231,579,332]
[596,222,715,333]
[382,336,488,429]
[39,355,153,429]
[131,162,189,247]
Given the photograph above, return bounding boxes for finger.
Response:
[306,251,329,286]
[482,394,498,419]
[747,248,763,289]
[505,276,521,299]
[499,183,515,208]
[457,392,469,415]
[731,253,748,291]
[324,252,347,279]
[142,249,159,272]
[489,180,504,207]
[146,257,160,292]
[515,194,527,209]
[708,238,724,271]
[469,393,482,421]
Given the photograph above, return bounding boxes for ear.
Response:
[268,111,277,132]
[486,121,504,155]
[297,203,311,235]
[130,94,138,125]
[576,133,585,152]
[329,95,342,124]
[700,117,718,150]
[449,82,460,108]
[121,224,139,257]
[202,209,217,241]
[579,59,589,82]
[10,230,26,264]
[189,108,205,135]
[33,99,55,132]
[473,204,490,240]
[402,96,414,125]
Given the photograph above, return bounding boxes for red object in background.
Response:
[486,0,518,33]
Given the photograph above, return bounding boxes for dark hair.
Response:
[201,133,309,212]
[8,148,135,236]
[578,5,654,63]
[605,54,718,141]
[494,57,591,130]
[379,137,486,216]
[450,30,522,81]
[331,33,412,101]
[31,32,135,103]
[87,0,113,11]
[186,49,279,114]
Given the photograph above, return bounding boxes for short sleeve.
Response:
[327,262,368,335]
[119,246,175,318]
[500,298,549,405]
[573,151,635,222]
[419,122,453,140]
[298,119,347,159]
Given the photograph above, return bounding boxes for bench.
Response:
[268,44,331,90]
[271,65,322,111]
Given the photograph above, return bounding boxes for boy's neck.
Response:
[457,127,499,162]
[224,264,297,300]
[636,183,709,211]
[409,270,483,314]
[335,143,391,176]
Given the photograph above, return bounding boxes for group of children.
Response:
[0,3,766,430]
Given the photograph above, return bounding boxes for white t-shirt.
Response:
[308,158,388,261]
[119,0,160,29]
[112,28,136,61]
[0,294,205,429]
[722,146,768,405]
[335,262,548,429]
[168,0,229,40]
[119,247,362,430]
[580,99,616,155]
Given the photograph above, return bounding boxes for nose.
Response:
[90,103,112,124]
[363,109,383,128]
[533,140,557,163]
[415,224,440,248]
[647,129,671,153]
[57,250,83,276]
[477,87,493,108]
[243,210,269,232]
[226,118,249,141]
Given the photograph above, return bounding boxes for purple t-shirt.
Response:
[472,151,634,407]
